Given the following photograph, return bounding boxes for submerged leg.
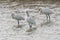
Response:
[30,25,32,29]
[26,24,32,32]
[18,20,19,27]
[46,15,48,22]
[29,23,32,29]
[49,15,50,22]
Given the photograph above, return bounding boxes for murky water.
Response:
[0,1,60,40]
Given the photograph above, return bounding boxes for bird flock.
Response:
[11,7,54,31]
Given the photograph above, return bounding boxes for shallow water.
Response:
[0,1,60,40]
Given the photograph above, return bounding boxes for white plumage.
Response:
[39,7,54,22]
[11,13,24,27]
[27,17,36,25]
[26,11,36,29]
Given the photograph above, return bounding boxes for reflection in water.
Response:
[41,21,54,27]
[26,27,37,35]
[14,25,24,28]
[26,27,37,32]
